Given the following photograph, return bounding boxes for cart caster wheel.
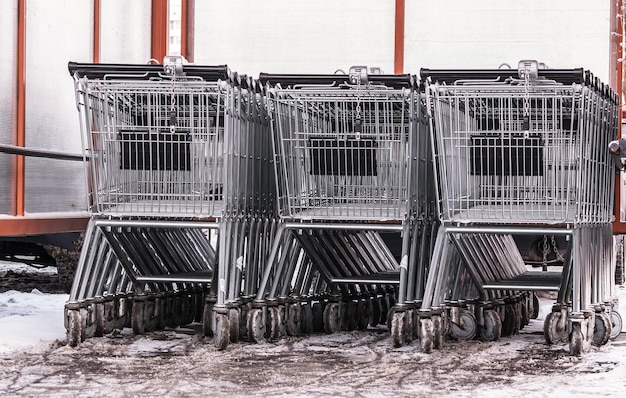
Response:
[569,322,584,356]
[357,300,370,330]
[116,297,129,330]
[480,309,502,342]
[592,313,611,346]
[520,299,529,328]
[214,313,230,350]
[287,303,301,336]
[501,304,515,337]
[202,302,214,338]
[269,306,282,340]
[67,309,83,347]
[610,311,622,340]
[312,302,324,332]
[391,311,406,348]
[93,302,106,337]
[144,300,157,333]
[419,318,434,354]
[82,306,95,339]
[348,300,359,330]
[229,308,240,343]
[379,297,389,326]
[431,314,444,349]
[450,309,477,340]
[301,303,313,334]
[544,311,568,344]
[532,293,540,319]
[369,298,381,327]
[323,303,341,334]
[247,308,266,343]
[239,303,250,340]
[103,300,116,334]
[155,298,167,331]
[131,300,146,335]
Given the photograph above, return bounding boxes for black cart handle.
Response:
[68,61,231,82]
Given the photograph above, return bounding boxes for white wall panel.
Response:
[405,0,611,81]
[194,0,395,75]
[100,0,152,63]
[0,1,18,215]
[24,0,91,213]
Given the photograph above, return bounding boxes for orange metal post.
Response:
[394,0,405,74]
[15,0,26,217]
[181,0,194,62]
[151,0,169,62]
[93,0,100,63]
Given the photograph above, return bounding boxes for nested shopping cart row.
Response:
[66,59,621,355]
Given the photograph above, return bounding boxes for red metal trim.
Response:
[0,216,90,237]
[151,0,168,61]
[93,0,100,63]
[15,0,26,217]
[181,0,194,62]
[394,0,405,74]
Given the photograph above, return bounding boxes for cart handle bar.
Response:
[68,61,232,82]
[259,73,415,89]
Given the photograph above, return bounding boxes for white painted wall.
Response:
[405,0,611,82]
[193,0,611,82]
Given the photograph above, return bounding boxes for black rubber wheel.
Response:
[432,314,443,349]
[247,308,266,343]
[391,311,406,348]
[419,318,434,354]
[269,307,282,340]
[144,300,157,333]
[301,303,314,334]
[287,303,301,336]
[480,309,502,342]
[450,309,477,340]
[592,313,611,347]
[357,299,370,330]
[131,300,145,335]
[532,293,540,319]
[93,302,105,337]
[544,311,568,344]
[323,303,340,334]
[214,313,230,350]
[569,321,584,356]
[103,300,116,334]
[369,297,381,327]
[312,302,324,333]
[202,302,214,338]
[610,311,623,340]
[229,308,240,343]
[67,309,82,347]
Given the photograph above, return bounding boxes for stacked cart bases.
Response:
[66,58,621,355]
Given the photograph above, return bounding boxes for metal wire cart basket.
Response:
[417,60,621,354]
[243,67,437,344]
[66,57,275,349]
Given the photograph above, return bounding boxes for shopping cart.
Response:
[245,67,437,345]
[66,57,275,349]
[419,60,620,354]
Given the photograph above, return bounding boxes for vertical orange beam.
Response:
[15,0,27,216]
[93,0,100,63]
[394,0,405,74]
[151,0,168,61]
[181,0,194,62]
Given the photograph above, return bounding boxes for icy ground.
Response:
[1,261,626,397]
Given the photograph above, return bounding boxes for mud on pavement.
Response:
[1,322,625,398]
